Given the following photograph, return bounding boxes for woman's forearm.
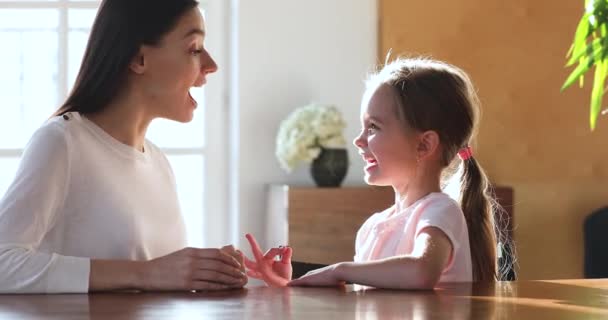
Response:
[0,246,90,293]
[91,248,248,292]
[89,259,146,291]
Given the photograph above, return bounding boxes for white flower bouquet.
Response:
[275,103,347,172]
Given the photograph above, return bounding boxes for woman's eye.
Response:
[190,49,203,56]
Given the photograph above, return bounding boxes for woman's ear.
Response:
[129,47,147,74]
[416,130,440,161]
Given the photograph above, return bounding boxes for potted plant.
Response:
[562,0,608,130]
[275,103,349,187]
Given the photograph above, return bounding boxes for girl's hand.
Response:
[241,233,292,287]
[288,263,345,287]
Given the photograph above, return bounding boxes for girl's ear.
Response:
[416,130,440,161]
[129,46,148,74]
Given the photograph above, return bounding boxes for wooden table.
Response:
[1,279,608,319]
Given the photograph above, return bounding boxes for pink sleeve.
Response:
[354,216,373,260]
[414,198,467,270]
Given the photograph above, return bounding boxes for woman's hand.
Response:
[221,244,246,274]
[241,233,292,287]
[139,247,248,291]
[288,263,345,287]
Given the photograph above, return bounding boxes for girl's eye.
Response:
[367,123,378,134]
[191,49,203,56]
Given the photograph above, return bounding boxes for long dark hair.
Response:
[52,0,199,117]
[367,58,514,281]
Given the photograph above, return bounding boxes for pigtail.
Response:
[460,155,496,280]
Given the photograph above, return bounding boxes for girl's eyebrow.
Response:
[368,116,384,124]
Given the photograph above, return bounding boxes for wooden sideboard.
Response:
[266,185,514,266]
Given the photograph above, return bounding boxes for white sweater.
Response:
[0,112,187,293]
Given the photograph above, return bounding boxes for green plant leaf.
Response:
[562,0,608,130]
[590,59,608,130]
[567,14,592,65]
[566,37,601,67]
[562,57,595,90]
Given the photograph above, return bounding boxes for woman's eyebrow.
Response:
[183,28,205,39]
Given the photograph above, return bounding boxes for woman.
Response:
[0,0,247,293]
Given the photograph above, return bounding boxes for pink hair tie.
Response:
[458,146,473,161]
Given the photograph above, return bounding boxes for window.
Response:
[0,0,218,248]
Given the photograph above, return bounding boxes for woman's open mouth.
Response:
[188,90,197,108]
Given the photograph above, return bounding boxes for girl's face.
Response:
[353,84,421,190]
[138,7,217,122]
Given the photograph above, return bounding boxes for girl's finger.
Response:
[242,254,259,270]
[280,247,293,264]
[263,248,283,261]
[245,234,264,262]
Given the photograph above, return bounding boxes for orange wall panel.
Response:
[380,0,608,279]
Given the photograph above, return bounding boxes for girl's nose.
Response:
[353,131,366,148]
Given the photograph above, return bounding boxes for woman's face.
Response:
[139,7,217,123]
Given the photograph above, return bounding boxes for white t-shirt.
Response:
[0,112,187,293]
[355,192,472,283]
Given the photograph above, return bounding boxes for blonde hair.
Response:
[367,57,513,281]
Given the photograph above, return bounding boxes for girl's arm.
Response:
[289,227,452,289]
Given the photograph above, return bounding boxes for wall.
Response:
[232,0,378,250]
[380,0,608,279]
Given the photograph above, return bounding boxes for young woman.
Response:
[0,0,246,293]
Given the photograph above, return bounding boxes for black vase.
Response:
[311,148,348,187]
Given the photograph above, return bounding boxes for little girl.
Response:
[243,57,510,289]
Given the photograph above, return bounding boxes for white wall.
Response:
[231,0,378,250]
